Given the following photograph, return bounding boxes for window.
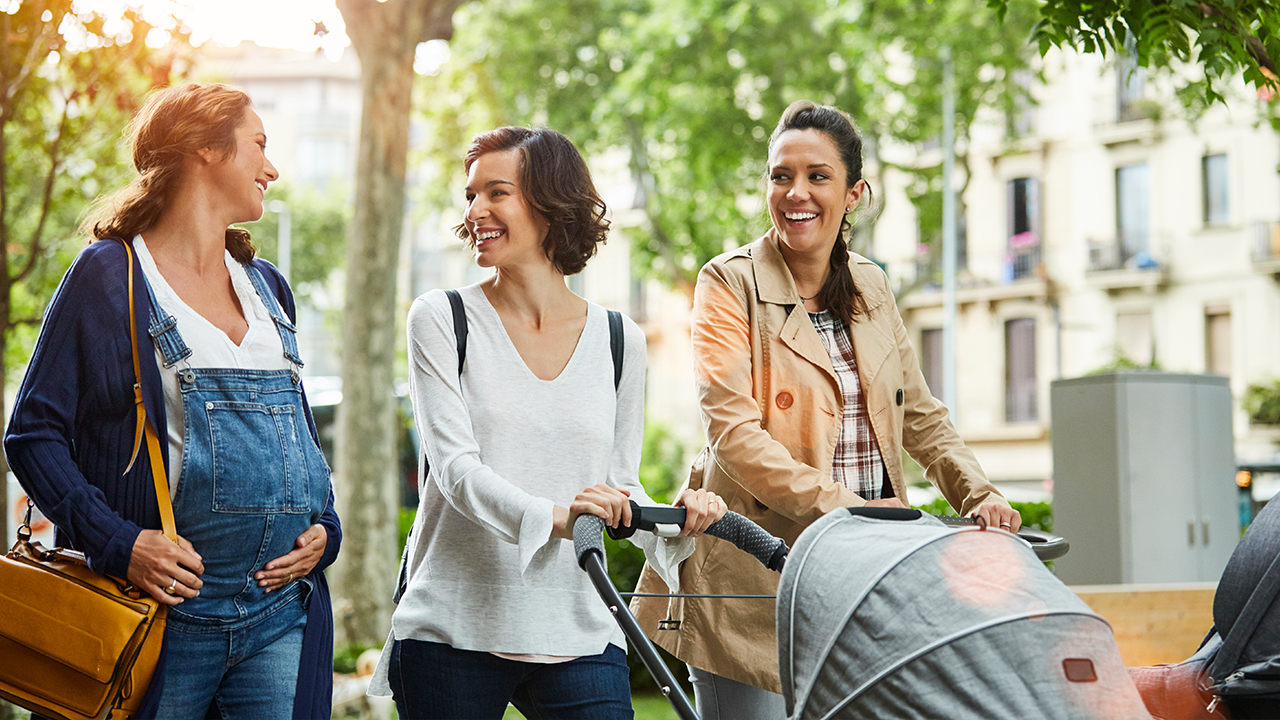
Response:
[920,328,944,400]
[1011,69,1036,137]
[1117,45,1147,122]
[297,136,350,187]
[912,198,967,285]
[1202,154,1229,227]
[1116,312,1154,366]
[629,274,647,324]
[1005,318,1037,423]
[1205,308,1231,378]
[1007,178,1041,281]
[1116,163,1151,264]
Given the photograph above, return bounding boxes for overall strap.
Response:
[146,286,192,368]
[243,263,304,368]
[119,239,177,543]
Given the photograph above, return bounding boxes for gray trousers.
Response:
[687,664,787,720]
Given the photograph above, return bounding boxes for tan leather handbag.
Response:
[0,239,176,720]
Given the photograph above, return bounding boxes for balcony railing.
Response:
[1254,221,1280,263]
[1006,232,1041,282]
[1088,236,1160,272]
[1087,237,1168,292]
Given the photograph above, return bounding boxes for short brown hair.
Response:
[81,83,258,262]
[454,126,609,276]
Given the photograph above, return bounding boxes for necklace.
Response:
[799,290,819,302]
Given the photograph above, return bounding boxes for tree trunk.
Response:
[332,0,465,647]
[1,335,9,552]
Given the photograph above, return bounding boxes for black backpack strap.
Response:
[608,309,623,391]
[445,289,467,371]
[398,289,469,604]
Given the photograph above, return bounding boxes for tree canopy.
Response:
[419,0,1040,293]
[991,0,1280,104]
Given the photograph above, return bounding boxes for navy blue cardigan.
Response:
[4,237,341,719]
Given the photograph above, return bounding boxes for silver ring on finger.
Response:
[999,522,1012,529]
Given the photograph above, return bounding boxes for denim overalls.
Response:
[146,263,330,717]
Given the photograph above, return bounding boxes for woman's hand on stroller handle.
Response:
[673,488,728,537]
[576,503,790,573]
[553,484,633,540]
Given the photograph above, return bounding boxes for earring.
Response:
[845,207,851,213]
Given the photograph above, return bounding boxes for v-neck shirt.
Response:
[133,235,290,489]
[384,282,692,665]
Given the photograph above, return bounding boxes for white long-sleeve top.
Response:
[370,284,690,693]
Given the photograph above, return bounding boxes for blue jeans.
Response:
[389,639,634,720]
[154,587,308,719]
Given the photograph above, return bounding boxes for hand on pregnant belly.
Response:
[129,529,205,605]
[255,523,327,593]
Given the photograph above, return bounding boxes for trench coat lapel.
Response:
[752,232,837,380]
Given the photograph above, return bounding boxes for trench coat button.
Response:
[896,389,904,406]
[776,391,794,409]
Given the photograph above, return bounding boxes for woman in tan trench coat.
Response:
[630,101,1021,719]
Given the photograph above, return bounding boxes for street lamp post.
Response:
[941,46,958,423]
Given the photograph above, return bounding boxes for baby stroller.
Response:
[574,504,1108,720]
[779,507,1150,719]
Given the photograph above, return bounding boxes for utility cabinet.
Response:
[1050,372,1238,585]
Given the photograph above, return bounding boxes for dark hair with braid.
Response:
[81,83,258,262]
[454,126,609,276]
[768,100,873,325]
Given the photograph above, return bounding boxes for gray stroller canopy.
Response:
[778,509,1152,720]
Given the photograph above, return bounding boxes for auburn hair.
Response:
[81,83,257,262]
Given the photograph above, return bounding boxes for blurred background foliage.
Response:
[415,0,1042,295]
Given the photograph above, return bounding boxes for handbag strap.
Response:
[119,238,177,543]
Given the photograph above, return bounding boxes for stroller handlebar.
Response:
[573,514,608,570]
[704,511,789,571]
[575,503,1070,571]
[931,514,1071,561]
[573,503,790,572]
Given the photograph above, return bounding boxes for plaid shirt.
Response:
[809,310,885,500]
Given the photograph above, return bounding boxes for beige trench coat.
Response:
[630,230,1009,693]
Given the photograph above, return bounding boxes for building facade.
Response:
[872,48,1280,491]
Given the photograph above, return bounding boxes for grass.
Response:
[502,692,680,719]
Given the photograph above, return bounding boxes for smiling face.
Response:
[206,108,277,224]
[767,128,864,261]
[463,149,550,269]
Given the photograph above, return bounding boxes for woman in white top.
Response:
[376,126,726,719]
